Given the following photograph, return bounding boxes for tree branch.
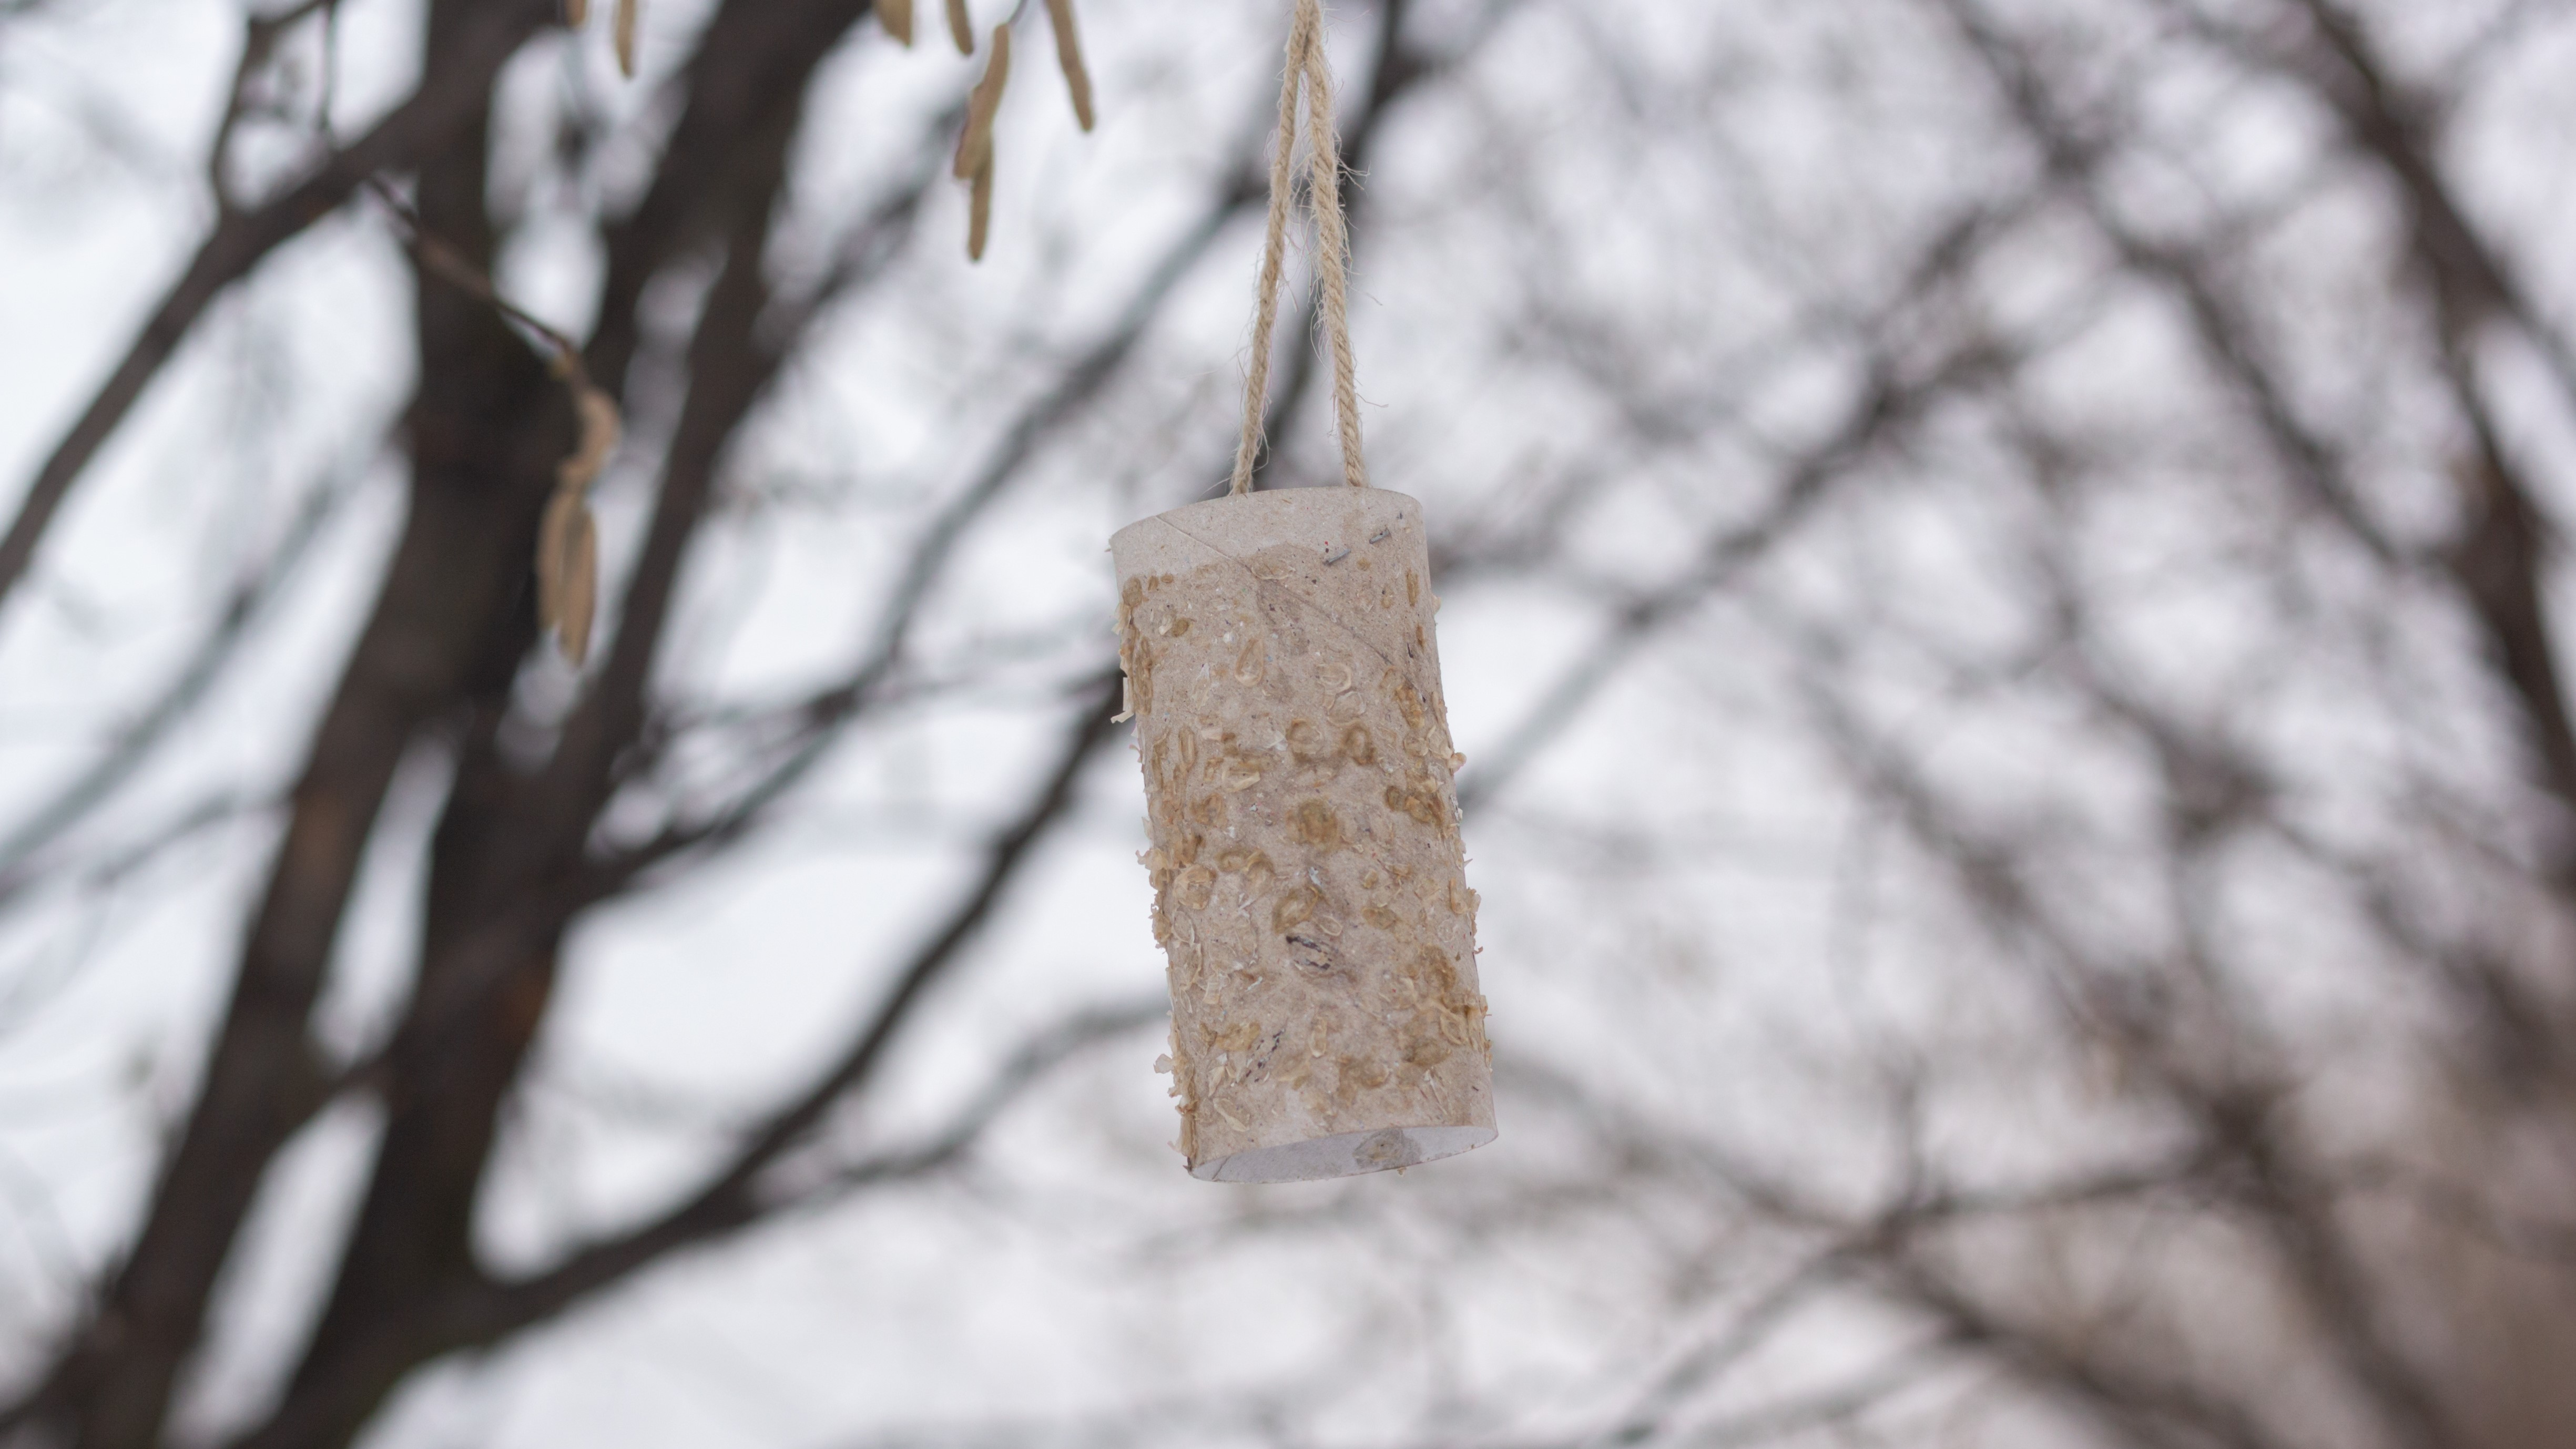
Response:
[0,0,554,629]
[461,674,1125,1338]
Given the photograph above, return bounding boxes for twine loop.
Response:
[1229,0,1367,496]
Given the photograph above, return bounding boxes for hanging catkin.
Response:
[1044,0,1095,131]
[936,4,1097,259]
[538,385,618,665]
[954,24,1012,260]
[361,175,619,669]
[613,0,638,75]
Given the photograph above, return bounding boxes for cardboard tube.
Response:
[1114,488,1495,1182]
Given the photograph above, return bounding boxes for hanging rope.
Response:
[1228,0,1368,495]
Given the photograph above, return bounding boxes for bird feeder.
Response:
[1115,487,1493,1181]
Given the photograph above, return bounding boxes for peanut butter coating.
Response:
[1114,488,1494,1182]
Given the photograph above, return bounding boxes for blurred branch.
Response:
[2338,1158,2576,1266]
[0,450,367,893]
[1866,1251,2287,1449]
[2246,0,2576,413]
[2269,807,2565,1087]
[364,178,592,379]
[240,677,1117,1445]
[1789,535,2466,1449]
[0,0,555,631]
[2006,418,2574,1090]
[1459,216,2022,812]
[0,13,573,1441]
[238,28,849,1431]
[585,0,919,393]
[1503,1054,2268,1449]
[2153,0,2576,892]
[1939,0,2405,569]
[766,996,1165,1207]
[604,185,1259,867]
[2436,0,2573,94]
[593,191,1250,876]
[1584,1253,1857,1447]
[2002,389,2576,1097]
[463,676,1125,1334]
[1666,1346,1950,1447]
[1984,0,2576,878]
[209,0,343,210]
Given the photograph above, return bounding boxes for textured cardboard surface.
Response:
[1114,488,1495,1181]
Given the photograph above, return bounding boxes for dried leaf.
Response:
[565,0,589,26]
[561,503,599,665]
[953,22,1011,180]
[537,488,582,631]
[880,0,914,46]
[944,0,973,55]
[1044,0,1094,132]
[613,0,638,76]
[966,149,994,261]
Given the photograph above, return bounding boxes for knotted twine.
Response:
[1229,0,1368,496]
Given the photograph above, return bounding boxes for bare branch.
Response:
[462,677,1126,1336]
[1460,267,2020,813]
[0,450,366,890]
[0,0,554,630]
